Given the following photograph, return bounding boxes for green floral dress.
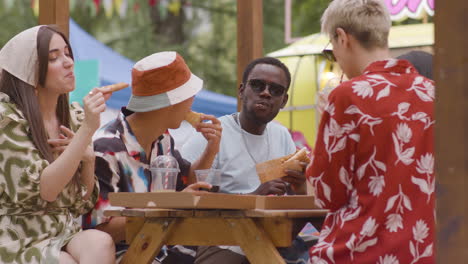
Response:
[0,93,99,264]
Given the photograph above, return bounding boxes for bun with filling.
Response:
[185,111,202,127]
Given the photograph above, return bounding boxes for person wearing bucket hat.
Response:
[84,51,221,262]
[0,25,115,263]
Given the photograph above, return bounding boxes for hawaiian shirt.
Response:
[82,108,189,229]
[307,59,435,264]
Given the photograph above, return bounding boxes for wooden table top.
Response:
[104,208,329,218]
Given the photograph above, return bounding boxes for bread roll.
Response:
[256,147,310,183]
[185,111,202,127]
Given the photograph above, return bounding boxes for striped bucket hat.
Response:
[126,51,203,112]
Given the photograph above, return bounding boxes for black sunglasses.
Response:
[322,41,336,62]
[247,79,286,97]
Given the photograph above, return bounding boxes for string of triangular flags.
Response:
[6,0,186,18]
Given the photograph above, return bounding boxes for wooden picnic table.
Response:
[105,208,327,264]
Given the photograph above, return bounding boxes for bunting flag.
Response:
[3,0,14,10]
[115,0,128,18]
[28,0,187,18]
[167,0,181,16]
[31,0,39,16]
[103,0,113,18]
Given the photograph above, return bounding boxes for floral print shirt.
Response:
[82,108,189,230]
[307,60,435,264]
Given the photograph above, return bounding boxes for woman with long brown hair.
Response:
[0,25,115,263]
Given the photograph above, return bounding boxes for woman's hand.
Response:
[82,88,108,132]
[48,126,95,162]
[196,114,222,154]
[182,182,212,192]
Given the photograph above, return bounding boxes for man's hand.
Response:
[196,114,222,155]
[182,182,213,192]
[282,161,307,194]
[251,179,289,195]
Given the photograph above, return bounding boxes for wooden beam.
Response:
[237,0,263,110]
[435,0,468,262]
[39,0,70,38]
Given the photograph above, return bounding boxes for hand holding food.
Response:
[256,147,310,183]
[184,111,203,128]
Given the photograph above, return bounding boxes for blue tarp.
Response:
[69,19,237,117]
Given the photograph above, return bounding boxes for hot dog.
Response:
[99,82,129,93]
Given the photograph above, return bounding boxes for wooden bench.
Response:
[105,208,327,264]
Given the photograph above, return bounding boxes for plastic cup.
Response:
[194,169,222,192]
[150,168,179,192]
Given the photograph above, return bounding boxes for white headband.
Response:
[0,25,44,86]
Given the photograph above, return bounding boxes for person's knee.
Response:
[84,230,115,255]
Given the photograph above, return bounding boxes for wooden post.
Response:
[237,0,263,110]
[435,0,468,262]
[39,0,70,38]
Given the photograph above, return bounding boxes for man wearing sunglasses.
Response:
[182,57,308,263]
[306,0,435,263]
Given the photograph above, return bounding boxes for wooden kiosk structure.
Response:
[39,0,467,262]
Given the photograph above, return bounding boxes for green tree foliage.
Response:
[0,0,332,97]
[291,0,330,37]
[0,0,36,47]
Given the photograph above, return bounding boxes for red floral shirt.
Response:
[307,59,435,264]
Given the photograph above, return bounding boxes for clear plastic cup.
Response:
[194,169,222,192]
[150,155,180,192]
[150,168,179,192]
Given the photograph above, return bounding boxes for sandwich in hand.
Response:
[256,147,310,183]
[184,111,203,127]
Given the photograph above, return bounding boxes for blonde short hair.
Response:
[321,0,391,49]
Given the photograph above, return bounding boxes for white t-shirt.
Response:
[181,113,296,194]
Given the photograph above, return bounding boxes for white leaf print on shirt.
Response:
[346,217,379,260]
[392,102,411,121]
[311,173,332,207]
[392,103,434,129]
[416,153,434,175]
[385,59,398,68]
[407,76,434,102]
[352,74,397,100]
[377,254,400,264]
[384,185,413,232]
[376,86,390,100]
[325,102,335,117]
[411,112,434,129]
[410,220,433,264]
[339,190,361,228]
[352,81,374,98]
[345,105,383,135]
[312,238,335,264]
[393,123,415,165]
[369,176,385,196]
[323,118,348,161]
[310,256,330,264]
[355,147,387,196]
[411,153,435,203]
[339,167,353,191]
